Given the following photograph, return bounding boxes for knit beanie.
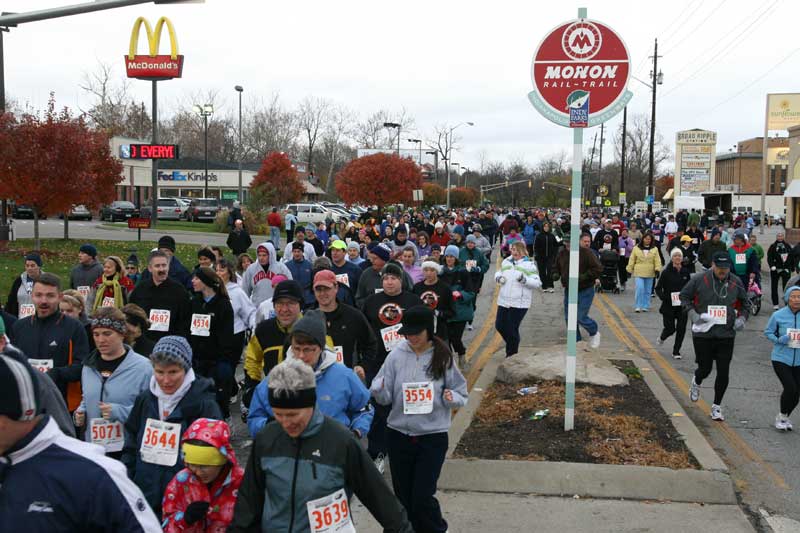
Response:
[466,235,477,244]
[151,336,193,371]
[381,262,404,279]
[157,235,177,253]
[421,260,442,274]
[0,353,39,421]
[453,225,465,236]
[290,309,327,349]
[444,245,460,258]
[368,242,391,262]
[79,243,97,258]
[127,253,139,267]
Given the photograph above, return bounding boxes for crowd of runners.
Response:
[1,203,799,531]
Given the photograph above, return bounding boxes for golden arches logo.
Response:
[128,16,179,60]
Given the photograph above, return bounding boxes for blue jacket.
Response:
[764,285,800,366]
[286,257,315,306]
[248,348,373,438]
[0,417,161,532]
[522,223,537,245]
[78,347,152,442]
[121,375,222,518]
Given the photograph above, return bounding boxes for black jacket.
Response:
[533,230,559,261]
[361,291,423,380]
[318,301,378,370]
[413,279,454,340]
[227,228,253,255]
[655,263,692,312]
[129,277,192,342]
[188,292,238,364]
[592,229,619,251]
[768,240,793,272]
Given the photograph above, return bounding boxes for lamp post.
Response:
[383,122,401,155]
[451,162,461,188]
[461,166,470,188]
[445,121,474,208]
[235,85,243,202]
[193,103,214,198]
[425,150,438,180]
[408,138,422,164]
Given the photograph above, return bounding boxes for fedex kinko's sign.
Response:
[529,18,632,128]
[125,17,184,80]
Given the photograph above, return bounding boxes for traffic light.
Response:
[528,179,532,188]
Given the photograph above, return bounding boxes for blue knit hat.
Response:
[79,243,97,258]
[445,245,460,258]
[151,335,193,371]
[453,225,465,236]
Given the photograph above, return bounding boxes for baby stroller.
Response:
[747,278,762,316]
[597,249,620,293]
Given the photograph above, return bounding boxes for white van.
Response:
[285,203,333,226]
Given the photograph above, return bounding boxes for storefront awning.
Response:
[662,188,674,201]
[784,180,800,198]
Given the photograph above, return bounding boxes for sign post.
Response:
[528,7,631,431]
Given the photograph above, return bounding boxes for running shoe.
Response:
[589,332,601,349]
[787,417,793,431]
[656,335,664,346]
[774,305,780,311]
[775,414,789,431]
[467,323,474,331]
[672,353,682,360]
[710,404,724,421]
[634,308,641,313]
[689,377,700,402]
[374,453,386,475]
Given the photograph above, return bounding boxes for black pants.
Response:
[693,336,734,405]
[772,361,800,415]
[286,230,293,244]
[495,306,528,356]
[772,270,791,306]
[536,255,553,289]
[618,256,629,287]
[387,429,448,533]
[194,359,234,418]
[660,305,687,355]
[448,321,467,356]
[367,402,389,459]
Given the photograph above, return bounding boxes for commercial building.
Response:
[715,137,789,195]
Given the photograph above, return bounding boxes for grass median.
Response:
[101,220,218,233]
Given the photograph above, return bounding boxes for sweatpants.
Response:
[495,306,528,357]
[659,305,688,355]
[618,256,629,287]
[536,255,554,289]
[692,336,735,405]
[771,270,791,306]
[772,361,800,415]
[387,429,449,533]
[448,320,467,356]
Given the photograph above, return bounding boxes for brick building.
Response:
[715,137,790,194]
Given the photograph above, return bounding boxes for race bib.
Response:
[149,309,171,332]
[781,253,789,263]
[77,286,91,299]
[28,358,53,373]
[90,418,124,453]
[670,292,681,307]
[381,324,403,352]
[335,274,350,288]
[333,346,344,364]
[788,328,800,349]
[692,238,698,245]
[190,313,211,337]
[707,305,727,325]
[466,259,477,271]
[735,253,746,264]
[374,288,384,294]
[140,418,180,466]
[643,249,650,257]
[602,243,611,250]
[101,296,116,308]
[402,382,434,415]
[306,488,355,533]
[19,304,35,319]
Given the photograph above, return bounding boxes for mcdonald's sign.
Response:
[125,17,184,80]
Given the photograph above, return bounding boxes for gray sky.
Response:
[3,0,797,172]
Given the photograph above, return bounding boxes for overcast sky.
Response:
[2,0,798,173]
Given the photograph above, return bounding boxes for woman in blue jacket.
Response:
[522,215,537,257]
[764,285,800,431]
[247,310,373,439]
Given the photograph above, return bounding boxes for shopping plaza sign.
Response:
[529,17,632,128]
[125,17,184,80]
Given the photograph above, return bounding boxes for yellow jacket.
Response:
[626,246,662,278]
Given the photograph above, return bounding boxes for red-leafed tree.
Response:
[248,152,305,215]
[449,187,479,208]
[655,174,675,201]
[335,153,422,212]
[0,94,123,249]
[422,182,446,206]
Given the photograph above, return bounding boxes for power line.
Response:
[633,0,702,77]
[660,0,727,56]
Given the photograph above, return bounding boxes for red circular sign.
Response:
[531,18,629,121]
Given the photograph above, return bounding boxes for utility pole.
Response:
[598,122,605,195]
[620,106,627,196]
[587,132,598,204]
[648,38,661,214]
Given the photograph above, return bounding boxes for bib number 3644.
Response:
[140,418,180,466]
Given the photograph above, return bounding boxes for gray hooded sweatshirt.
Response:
[70,259,103,291]
[241,241,293,307]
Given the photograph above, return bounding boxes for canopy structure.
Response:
[784,179,800,198]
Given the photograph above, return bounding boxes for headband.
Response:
[90,316,127,335]
[194,268,220,290]
[182,443,228,466]
[268,387,316,409]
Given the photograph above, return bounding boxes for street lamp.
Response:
[383,122,401,155]
[408,138,422,164]
[445,121,474,208]
[193,103,214,198]
[425,150,439,180]
[451,162,461,187]
[234,85,243,202]
[461,166,470,188]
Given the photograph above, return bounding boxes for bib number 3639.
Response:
[402,382,434,415]
[140,418,180,466]
[307,488,355,533]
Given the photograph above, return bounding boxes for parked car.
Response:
[175,198,191,219]
[12,204,46,219]
[100,201,139,222]
[186,198,221,222]
[156,197,183,221]
[285,203,335,226]
[60,205,92,220]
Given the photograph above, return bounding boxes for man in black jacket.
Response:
[226,219,252,256]
[129,251,192,343]
[655,248,692,359]
[12,272,90,413]
[768,232,793,310]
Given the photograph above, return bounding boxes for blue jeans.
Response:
[563,286,599,341]
[635,277,654,310]
[270,226,281,249]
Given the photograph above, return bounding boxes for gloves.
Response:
[699,313,712,323]
[184,501,210,525]
[734,316,746,331]
[771,266,777,271]
[498,276,507,285]
[434,309,440,317]
[452,291,462,300]
[518,273,526,284]
[778,334,790,345]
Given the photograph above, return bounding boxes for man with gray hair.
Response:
[768,231,793,310]
[230,358,413,533]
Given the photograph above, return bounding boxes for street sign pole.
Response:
[565,125,583,430]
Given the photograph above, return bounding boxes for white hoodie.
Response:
[494,255,542,309]
[241,241,293,307]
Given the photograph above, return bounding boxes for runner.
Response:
[89,255,135,312]
[728,231,760,290]
[69,243,103,293]
[764,285,800,431]
[698,229,728,269]
[371,305,467,533]
[230,358,413,532]
[241,241,294,308]
[681,252,750,421]
[555,233,603,348]
[73,307,151,458]
[768,232,793,310]
[413,260,455,342]
[617,227,634,292]
[122,336,222,518]
[5,252,42,318]
[494,241,542,357]
[329,238,363,297]
[161,418,244,532]
[0,353,161,532]
[285,241,315,308]
[121,303,156,357]
[655,248,692,359]
[215,257,256,352]
[129,250,192,343]
[139,236,193,290]
[627,231,662,313]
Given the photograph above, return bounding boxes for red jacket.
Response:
[267,212,282,227]
[162,418,244,533]
[430,229,451,247]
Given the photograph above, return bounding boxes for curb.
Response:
[445,346,736,503]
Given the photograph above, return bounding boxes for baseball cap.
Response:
[313,269,337,289]
[397,306,434,336]
[712,251,731,268]
[680,235,692,243]
[329,240,347,250]
[272,280,304,304]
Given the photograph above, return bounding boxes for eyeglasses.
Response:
[274,300,300,308]
[291,345,320,356]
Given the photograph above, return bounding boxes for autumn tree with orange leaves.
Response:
[335,153,422,212]
[247,152,306,217]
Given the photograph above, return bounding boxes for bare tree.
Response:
[611,113,672,200]
[320,104,356,193]
[297,96,331,175]
[79,61,133,135]
[245,94,300,161]
[354,108,416,150]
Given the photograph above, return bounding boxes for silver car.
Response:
[156,198,183,220]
